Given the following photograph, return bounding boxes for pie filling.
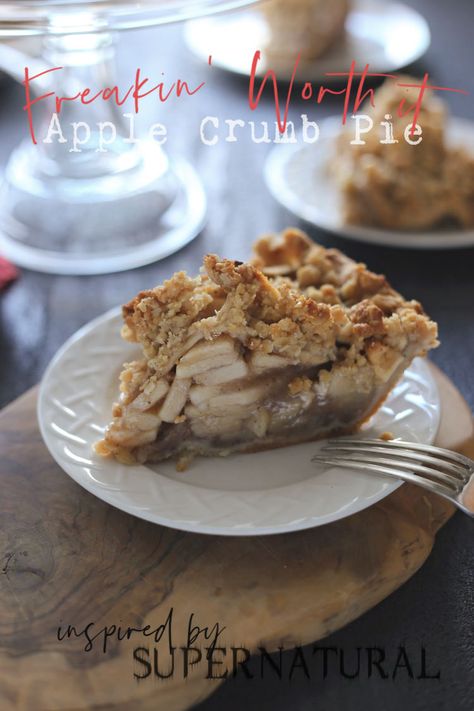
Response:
[96,228,439,470]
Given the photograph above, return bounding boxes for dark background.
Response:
[0,0,473,709]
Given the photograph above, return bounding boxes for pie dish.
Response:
[331,75,474,230]
[96,228,438,470]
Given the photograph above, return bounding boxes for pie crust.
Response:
[96,228,438,469]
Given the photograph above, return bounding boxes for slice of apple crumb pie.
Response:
[95,228,438,470]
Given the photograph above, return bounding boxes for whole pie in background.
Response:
[95,228,438,470]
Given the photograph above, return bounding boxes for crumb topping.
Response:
[120,229,438,385]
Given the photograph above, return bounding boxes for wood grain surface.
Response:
[0,363,472,710]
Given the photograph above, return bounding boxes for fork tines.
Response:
[312,438,473,493]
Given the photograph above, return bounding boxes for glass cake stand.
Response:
[0,1,258,274]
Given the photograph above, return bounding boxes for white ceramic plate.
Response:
[265,116,474,250]
[184,0,430,82]
[38,309,440,536]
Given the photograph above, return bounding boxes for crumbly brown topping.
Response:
[121,228,438,378]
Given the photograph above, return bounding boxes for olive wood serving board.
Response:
[0,364,472,710]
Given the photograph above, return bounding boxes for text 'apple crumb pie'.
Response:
[96,229,438,470]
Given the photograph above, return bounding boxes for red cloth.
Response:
[0,257,19,290]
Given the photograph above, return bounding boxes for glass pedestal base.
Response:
[0,1,260,275]
[0,141,206,275]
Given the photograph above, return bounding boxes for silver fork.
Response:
[312,438,474,517]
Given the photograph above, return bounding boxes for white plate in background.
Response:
[184,0,431,82]
[265,116,474,249]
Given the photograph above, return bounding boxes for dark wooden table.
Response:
[0,1,473,709]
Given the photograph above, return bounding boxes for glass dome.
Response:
[0,0,260,36]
